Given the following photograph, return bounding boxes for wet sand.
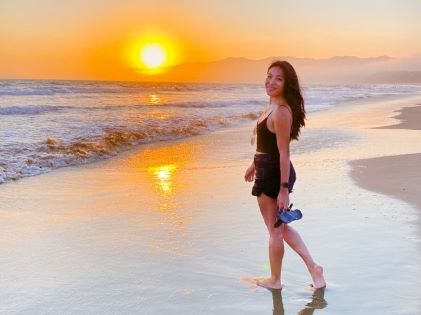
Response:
[350,103,421,211]
[1,95,421,314]
[375,103,421,131]
[350,153,421,211]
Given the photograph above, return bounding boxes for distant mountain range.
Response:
[365,71,421,84]
[135,55,421,84]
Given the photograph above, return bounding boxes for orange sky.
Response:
[1,0,420,81]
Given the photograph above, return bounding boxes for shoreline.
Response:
[375,103,421,131]
[349,102,421,211]
[1,91,419,187]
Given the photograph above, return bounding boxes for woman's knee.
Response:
[270,225,284,241]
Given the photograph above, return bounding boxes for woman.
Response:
[244,60,326,290]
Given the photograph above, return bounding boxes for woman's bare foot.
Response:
[255,277,283,290]
[310,265,326,289]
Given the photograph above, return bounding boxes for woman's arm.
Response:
[244,157,256,182]
[273,106,292,209]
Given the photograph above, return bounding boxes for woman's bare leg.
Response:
[283,225,326,288]
[256,193,284,290]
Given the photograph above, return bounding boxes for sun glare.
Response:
[140,44,167,69]
[126,31,181,75]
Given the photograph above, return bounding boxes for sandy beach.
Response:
[350,104,421,210]
[1,95,421,314]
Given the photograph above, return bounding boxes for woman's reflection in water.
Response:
[271,288,327,315]
[271,289,285,315]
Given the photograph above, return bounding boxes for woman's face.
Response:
[265,66,285,97]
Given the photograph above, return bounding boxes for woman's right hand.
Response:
[244,164,256,182]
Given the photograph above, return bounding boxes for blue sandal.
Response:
[274,203,303,228]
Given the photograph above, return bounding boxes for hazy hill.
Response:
[133,55,421,84]
[365,71,421,83]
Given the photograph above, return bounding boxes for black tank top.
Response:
[256,110,279,155]
[256,106,293,155]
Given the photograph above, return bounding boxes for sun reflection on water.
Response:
[146,162,194,252]
[116,143,200,252]
[148,94,161,105]
[148,164,177,195]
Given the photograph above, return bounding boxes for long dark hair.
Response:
[268,60,306,141]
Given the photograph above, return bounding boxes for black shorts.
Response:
[251,153,296,200]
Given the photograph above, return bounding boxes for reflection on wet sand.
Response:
[127,143,199,253]
[297,288,327,315]
[271,288,327,315]
[271,290,285,315]
[148,164,177,195]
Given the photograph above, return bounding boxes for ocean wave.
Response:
[0,81,129,96]
[0,80,256,96]
[0,105,73,115]
[0,86,106,96]
[164,99,260,108]
[0,99,262,116]
[0,112,258,184]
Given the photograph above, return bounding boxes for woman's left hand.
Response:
[277,189,289,210]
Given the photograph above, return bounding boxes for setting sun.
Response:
[140,43,167,69]
[123,28,185,77]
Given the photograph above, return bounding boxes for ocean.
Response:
[1,79,421,184]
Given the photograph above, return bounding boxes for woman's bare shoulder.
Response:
[273,104,292,121]
[270,105,292,136]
